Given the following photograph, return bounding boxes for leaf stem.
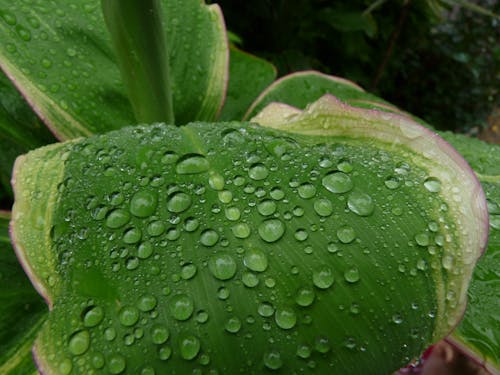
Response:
[102,0,175,125]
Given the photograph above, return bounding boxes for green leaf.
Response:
[11,96,486,373]
[102,0,175,125]
[244,70,391,120]
[218,46,276,121]
[162,0,229,124]
[0,1,135,140]
[0,0,228,139]
[0,211,47,374]
[0,71,56,198]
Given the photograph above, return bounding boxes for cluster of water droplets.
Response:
[47,123,456,373]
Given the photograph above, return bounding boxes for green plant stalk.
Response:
[102,0,175,125]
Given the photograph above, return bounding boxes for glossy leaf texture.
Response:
[0,0,228,139]
[0,211,47,374]
[11,97,487,374]
[0,70,56,199]
[218,46,276,121]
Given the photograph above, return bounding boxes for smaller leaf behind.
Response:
[0,211,47,374]
[218,46,276,121]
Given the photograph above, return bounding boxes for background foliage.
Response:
[215,0,500,132]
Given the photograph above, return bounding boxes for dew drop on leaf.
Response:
[208,253,237,280]
[232,222,251,238]
[257,200,277,216]
[108,354,126,374]
[119,306,140,326]
[83,306,104,327]
[297,183,316,199]
[296,344,312,359]
[322,172,353,193]
[295,287,315,307]
[313,198,333,217]
[68,330,90,355]
[225,316,242,333]
[225,206,241,221]
[423,177,441,192]
[167,191,192,213]
[248,163,269,180]
[181,263,197,280]
[242,272,259,287]
[258,302,275,317]
[275,307,297,329]
[176,154,209,174]
[130,190,158,217]
[169,294,194,321]
[208,172,225,190]
[106,209,130,229]
[258,219,285,242]
[137,241,153,259]
[384,176,401,190]
[200,229,219,246]
[347,191,374,216]
[313,266,334,289]
[243,248,268,272]
[179,334,201,360]
[337,226,356,244]
[151,324,169,344]
[315,336,331,353]
[344,267,360,283]
[137,295,157,312]
[263,350,283,370]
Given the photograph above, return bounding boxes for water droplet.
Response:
[423,177,441,193]
[392,314,403,324]
[275,307,297,329]
[138,295,157,312]
[138,241,154,259]
[158,346,172,360]
[83,306,104,327]
[243,248,268,272]
[130,190,158,217]
[106,209,130,229]
[344,267,360,283]
[167,191,192,213]
[141,367,155,375]
[294,228,308,242]
[170,294,194,320]
[1,10,17,25]
[242,272,259,287]
[151,324,169,344]
[176,154,209,174]
[415,233,430,246]
[263,350,282,370]
[315,336,331,353]
[337,226,356,244]
[384,176,401,190]
[161,151,178,164]
[181,263,197,280]
[196,310,209,323]
[126,257,139,270]
[225,206,241,221]
[225,317,242,333]
[147,220,165,236]
[209,253,237,280]
[296,344,312,359]
[66,47,77,57]
[295,287,315,307]
[257,200,277,216]
[16,25,31,41]
[258,219,285,242]
[232,222,251,238]
[258,302,275,317]
[269,188,285,200]
[337,161,353,173]
[183,217,199,232]
[298,183,316,199]
[322,172,353,193]
[248,163,269,180]
[195,229,218,247]
[68,330,90,355]
[208,172,225,190]
[104,327,116,341]
[179,335,200,360]
[123,227,142,244]
[119,306,140,326]
[108,354,126,374]
[217,286,230,300]
[313,198,333,217]
[327,242,339,253]
[349,303,360,315]
[347,192,374,216]
[59,358,72,374]
[313,266,334,289]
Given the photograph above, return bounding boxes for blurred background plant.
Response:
[214,0,499,135]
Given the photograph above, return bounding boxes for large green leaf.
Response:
[0,0,228,139]
[0,211,47,374]
[0,70,56,199]
[11,96,486,374]
[218,47,276,121]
